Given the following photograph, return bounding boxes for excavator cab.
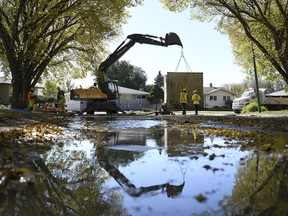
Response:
[99,81,119,100]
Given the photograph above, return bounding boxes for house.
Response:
[117,86,150,110]
[203,83,235,109]
[0,78,12,105]
[0,78,42,105]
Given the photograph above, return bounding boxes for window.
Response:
[210,96,217,101]
[223,96,231,101]
[136,95,147,99]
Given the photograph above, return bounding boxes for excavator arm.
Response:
[97,32,183,83]
[97,147,185,198]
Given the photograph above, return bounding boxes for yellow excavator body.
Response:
[71,88,108,100]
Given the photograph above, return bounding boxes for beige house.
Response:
[204,83,235,109]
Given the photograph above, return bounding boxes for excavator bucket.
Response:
[165,32,183,48]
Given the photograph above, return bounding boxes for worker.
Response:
[179,88,188,115]
[27,88,36,111]
[191,90,201,115]
[57,87,66,113]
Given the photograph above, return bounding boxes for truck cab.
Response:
[232,88,263,113]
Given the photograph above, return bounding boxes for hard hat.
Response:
[193,90,197,93]
[182,88,186,92]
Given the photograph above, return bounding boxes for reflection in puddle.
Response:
[0,118,288,215]
[96,128,247,215]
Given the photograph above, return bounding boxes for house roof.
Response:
[118,86,149,95]
[204,86,235,95]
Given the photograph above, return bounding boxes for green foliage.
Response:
[161,0,288,85]
[0,104,8,108]
[107,60,147,90]
[142,108,152,112]
[0,0,142,108]
[241,102,267,113]
[142,84,153,93]
[225,99,233,109]
[36,95,56,104]
[154,71,164,87]
[147,85,164,104]
[43,80,58,98]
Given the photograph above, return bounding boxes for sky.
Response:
[108,1,247,87]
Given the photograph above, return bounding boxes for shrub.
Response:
[0,104,7,108]
[36,95,56,103]
[241,102,267,113]
[142,108,152,112]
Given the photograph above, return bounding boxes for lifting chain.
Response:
[175,49,192,72]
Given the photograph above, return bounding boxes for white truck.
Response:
[232,88,288,113]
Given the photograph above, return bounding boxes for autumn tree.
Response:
[0,0,142,109]
[107,60,147,90]
[222,82,247,97]
[161,0,288,85]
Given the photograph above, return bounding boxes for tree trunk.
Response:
[11,74,30,109]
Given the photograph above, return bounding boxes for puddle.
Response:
[0,117,288,215]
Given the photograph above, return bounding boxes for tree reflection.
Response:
[223,151,288,215]
[0,145,130,216]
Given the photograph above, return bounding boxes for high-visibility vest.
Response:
[28,91,34,101]
[180,92,188,104]
[192,94,201,105]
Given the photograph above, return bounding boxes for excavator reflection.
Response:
[96,146,185,198]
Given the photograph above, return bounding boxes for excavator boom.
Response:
[99,32,182,75]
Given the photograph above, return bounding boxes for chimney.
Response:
[209,82,213,87]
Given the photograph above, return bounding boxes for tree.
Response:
[142,84,154,93]
[0,0,142,109]
[222,82,247,97]
[107,60,147,90]
[43,80,58,98]
[147,85,164,109]
[154,71,164,87]
[148,71,165,108]
[161,0,288,85]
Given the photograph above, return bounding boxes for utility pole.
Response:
[252,43,261,113]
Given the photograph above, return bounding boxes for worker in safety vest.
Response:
[27,89,36,111]
[57,87,66,113]
[191,90,201,115]
[179,88,188,115]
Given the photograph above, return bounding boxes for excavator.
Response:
[70,32,183,114]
